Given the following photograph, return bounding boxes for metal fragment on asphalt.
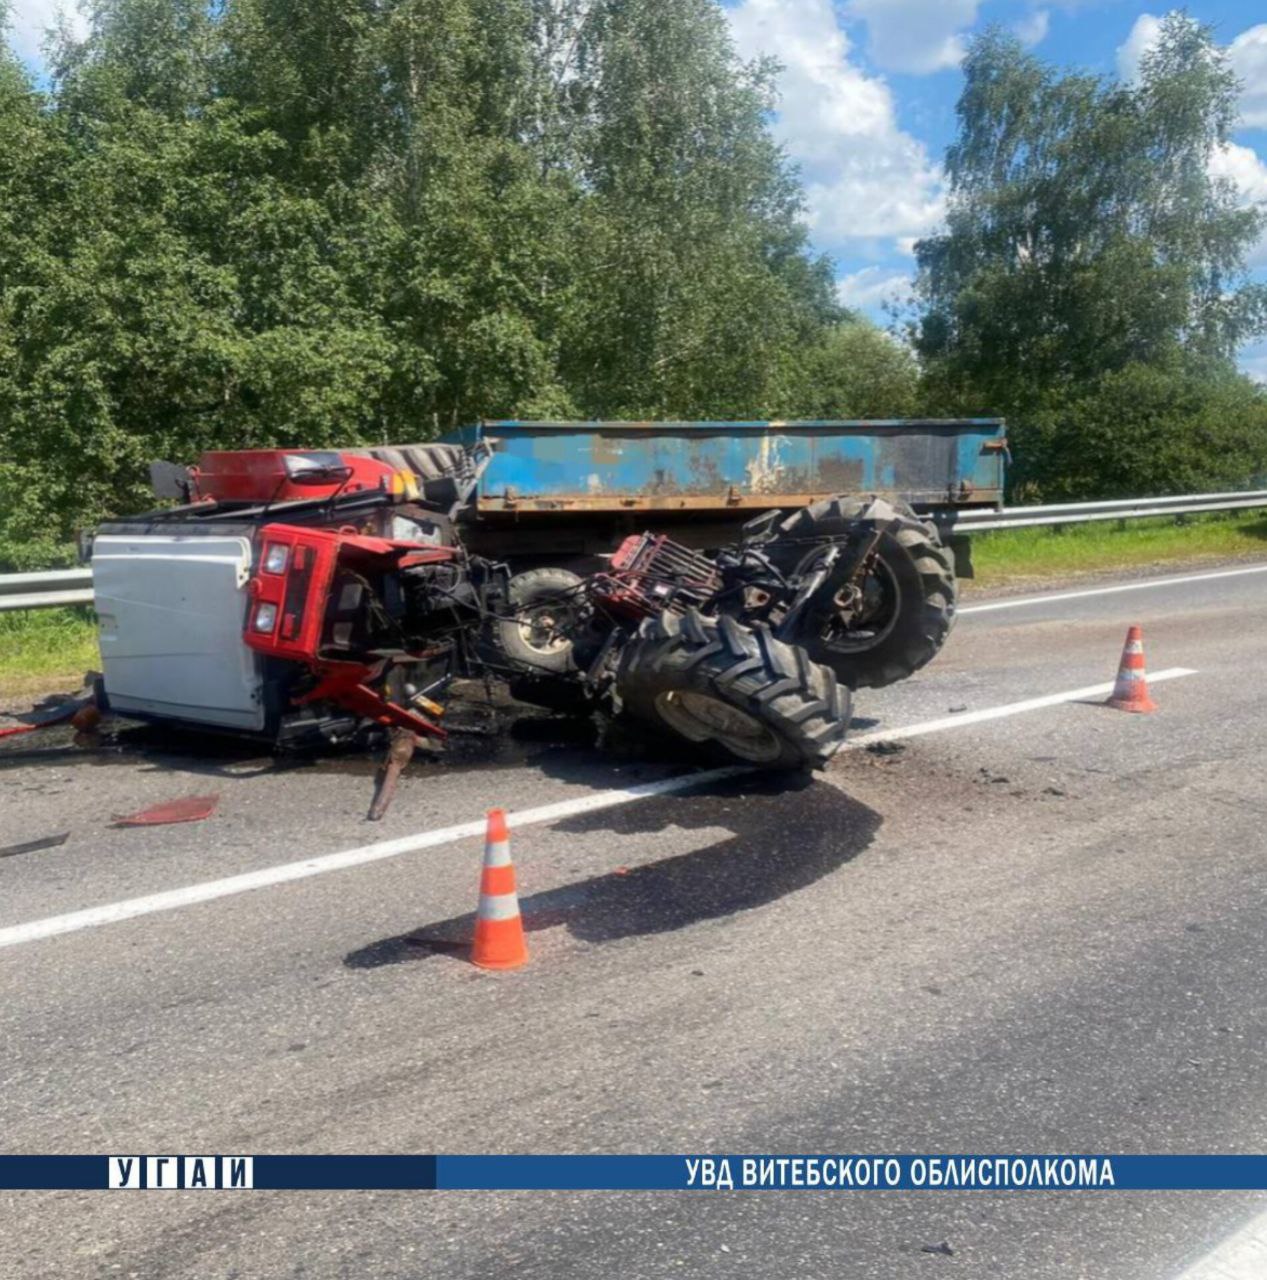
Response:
[0,703,82,739]
[0,832,70,859]
[113,796,220,827]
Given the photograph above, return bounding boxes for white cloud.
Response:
[846,0,978,75]
[1212,142,1267,204]
[1014,9,1050,49]
[1209,142,1267,267]
[1116,12,1163,84]
[836,266,912,311]
[5,0,86,65]
[1229,25,1267,130]
[728,0,944,250]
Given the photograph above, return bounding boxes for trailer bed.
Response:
[448,419,1006,564]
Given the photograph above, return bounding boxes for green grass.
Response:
[0,607,100,700]
[2,510,1266,697]
[969,509,1267,590]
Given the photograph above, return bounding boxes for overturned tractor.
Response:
[88,437,959,784]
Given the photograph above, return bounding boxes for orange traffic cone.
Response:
[471,809,528,970]
[1106,625,1158,713]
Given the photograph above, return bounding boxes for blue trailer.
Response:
[448,418,1005,569]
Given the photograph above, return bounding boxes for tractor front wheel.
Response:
[495,568,585,675]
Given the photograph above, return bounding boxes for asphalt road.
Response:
[2,561,1267,1278]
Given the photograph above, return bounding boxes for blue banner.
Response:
[4,1154,1267,1191]
[433,1155,1267,1191]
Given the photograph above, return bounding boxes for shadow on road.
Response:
[344,773,882,969]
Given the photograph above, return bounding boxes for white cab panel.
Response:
[93,534,266,731]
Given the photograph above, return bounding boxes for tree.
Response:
[781,322,920,419]
[912,15,1267,497]
[1011,361,1267,500]
[915,16,1266,406]
[0,0,847,560]
[554,0,839,417]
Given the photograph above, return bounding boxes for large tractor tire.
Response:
[615,609,850,771]
[769,496,957,690]
[495,568,585,675]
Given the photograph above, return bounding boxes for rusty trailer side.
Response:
[447,419,1007,565]
[454,420,1006,513]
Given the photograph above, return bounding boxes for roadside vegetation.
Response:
[0,608,97,698]
[970,510,1267,589]
[1,6,1266,571]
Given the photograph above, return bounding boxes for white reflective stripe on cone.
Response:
[478,891,521,921]
[483,840,512,868]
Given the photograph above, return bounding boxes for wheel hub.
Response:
[814,554,901,653]
[518,608,571,655]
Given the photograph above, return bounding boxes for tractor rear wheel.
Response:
[615,609,850,771]
[768,495,957,689]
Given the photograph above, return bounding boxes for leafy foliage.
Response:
[781,323,920,420]
[1005,361,1267,500]
[1,0,899,560]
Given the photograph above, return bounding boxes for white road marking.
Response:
[0,667,1200,949]
[0,768,750,949]
[959,563,1267,615]
[1174,1206,1267,1279]
[847,667,1197,746]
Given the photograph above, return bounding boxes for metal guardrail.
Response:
[936,489,1267,533]
[2,489,1267,611]
[0,568,94,612]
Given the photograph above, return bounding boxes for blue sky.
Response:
[6,0,1267,378]
[722,0,1267,380]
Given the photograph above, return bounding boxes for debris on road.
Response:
[70,704,101,733]
[0,832,70,859]
[921,1240,955,1257]
[0,722,43,740]
[113,795,220,827]
[367,728,420,821]
[0,700,84,739]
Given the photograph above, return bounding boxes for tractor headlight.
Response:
[263,544,289,575]
[253,602,278,633]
